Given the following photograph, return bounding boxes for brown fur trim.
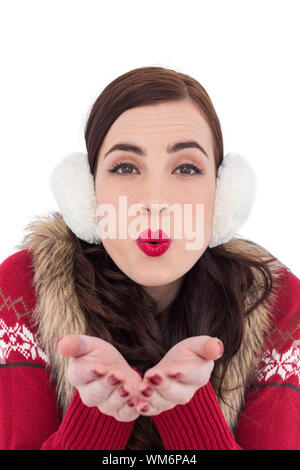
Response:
[18,212,286,432]
[18,211,88,414]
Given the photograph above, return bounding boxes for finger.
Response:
[78,375,141,422]
[137,358,216,416]
[203,337,224,360]
[98,386,141,422]
[67,356,108,387]
[114,401,141,422]
[135,378,192,416]
[56,334,110,358]
[167,358,215,387]
[78,372,133,407]
[180,335,223,361]
[135,390,174,416]
[142,357,213,397]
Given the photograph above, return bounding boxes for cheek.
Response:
[95,175,136,208]
[95,179,120,208]
[183,185,215,245]
[182,183,215,218]
[200,177,216,215]
[203,190,215,220]
[202,189,215,238]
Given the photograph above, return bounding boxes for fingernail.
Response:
[148,374,162,385]
[141,386,153,397]
[56,337,63,349]
[141,405,149,412]
[169,371,183,379]
[215,338,224,357]
[107,375,121,385]
[90,370,104,379]
[127,399,135,407]
[119,385,130,397]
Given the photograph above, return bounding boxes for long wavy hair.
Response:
[68,66,281,449]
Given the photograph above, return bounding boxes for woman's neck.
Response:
[142,275,184,314]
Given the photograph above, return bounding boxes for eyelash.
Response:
[108,161,205,177]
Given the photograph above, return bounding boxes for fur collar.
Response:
[18,211,285,435]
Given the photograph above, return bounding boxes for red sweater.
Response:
[0,249,299,450]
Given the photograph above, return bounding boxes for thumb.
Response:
[203,337,224,360]
[56,334,105,358]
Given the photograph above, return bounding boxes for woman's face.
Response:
[94,99,216,300]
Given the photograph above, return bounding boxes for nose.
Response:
[139,203,169,215]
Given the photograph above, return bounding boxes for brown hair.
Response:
[68,66,282,449]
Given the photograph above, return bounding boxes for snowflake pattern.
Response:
[0,318,49,365]
[256,340,300,386]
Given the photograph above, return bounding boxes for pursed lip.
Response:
[137,229,170,242]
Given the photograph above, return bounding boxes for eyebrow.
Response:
[103,140,209,159]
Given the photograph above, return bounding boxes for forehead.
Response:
[102,100,213,148]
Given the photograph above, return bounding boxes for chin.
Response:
[129,274,168,288]
[128,266,178,288]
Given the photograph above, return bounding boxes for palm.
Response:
[134,335,223,415]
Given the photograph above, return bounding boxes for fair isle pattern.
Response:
[256,339,300,386]
[0,318,49,365]
[0,286,33,320]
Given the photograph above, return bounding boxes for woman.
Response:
[0,66,299,450]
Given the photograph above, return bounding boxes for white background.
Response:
[0,0,299,276]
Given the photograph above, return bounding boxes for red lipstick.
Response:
[136,229,171,257]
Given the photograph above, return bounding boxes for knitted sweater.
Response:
[0,247,299,450]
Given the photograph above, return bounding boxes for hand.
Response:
[56,334,143,422]
[133,335,223,416]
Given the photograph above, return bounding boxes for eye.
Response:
[173,163,204,177]
[108,162,138,175]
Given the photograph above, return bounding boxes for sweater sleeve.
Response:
[0,250,136,450]
[151,381,242,450]
[39,389,135,450]
[41,368,144,450]
[151,268,300,450]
